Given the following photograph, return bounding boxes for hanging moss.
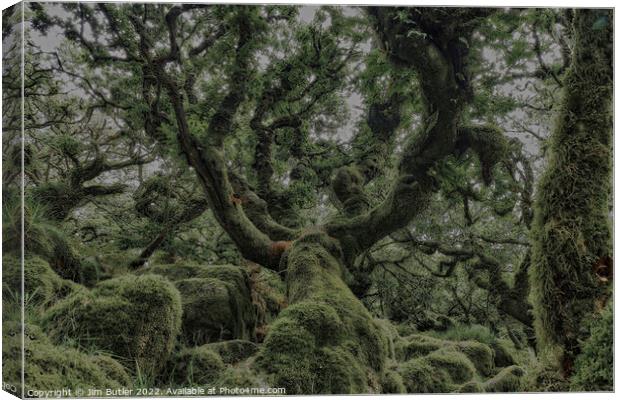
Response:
[253,267,287,321]
[255,232,387,394]
[529,9,612,370]
[570,301,613,391]
[42,274,182,376]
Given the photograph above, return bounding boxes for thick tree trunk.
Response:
[254,231,389,394]
[529,9,612,375]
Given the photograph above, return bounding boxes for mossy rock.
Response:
[2,323,127,393]
[490,339,516,367]
[2,255,62,308]
[42,274,182,375]
[458,381,485,393]
[395,334,444,361]
[456,340,494,376]
[375,318,400,359]
[91,355,132,387]
[484,365,525,392]
[175,276,255,345]
[422,349,476,384]
[166,347,225,385]
[204,340,259,364]
[141,263,256,345]
[399,358,453,393]
[215,367,262,388]
[380,369,406,393]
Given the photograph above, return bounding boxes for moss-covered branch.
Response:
[326,8,497,261]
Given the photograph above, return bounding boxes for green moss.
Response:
[529,9,612,366]
[380,369,406,393]
[525,361,569,392]
[2,255,62,308]
[399,358,453,393]
[2,323,127,393]
[42,274,182,375]
[375,318,400,359]
[490,339,516,367]
[459,381,485,393]
[254,267,287,320]
[395,334,493,378]
[431,323,496,345]
[456,341,494,376]
[167,347,225,385]
[255,233,387,394]
[215,367,262,388]
[175,276,255,345]
[422,349,476,384]
[91,355,132,387]
[484,365,525,392]
[395,334,444,361]
[205,340,259,364]
[140,263,256,344]
[570,302,613,391]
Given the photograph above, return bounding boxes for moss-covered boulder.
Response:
[395,333,494,378]
[215,367,262,388]
[175,276,255,345]
[459,381,485,393]
[399,358,453,393]
[2,255,65,307]
[91,355,132,387]
[484,365,525,392]
[166,347,225,385]
[139,263,256,345]
[42,274,182,375]
[255,233,387,394]
[490,339,516,367]
[456,341,494,376]
[204,340,259,364]
[395,334,444,361]
[422,349,476,384]
[380,369,406,394]
[2,323,128,394]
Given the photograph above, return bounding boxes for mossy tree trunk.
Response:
[529,9,612,375]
